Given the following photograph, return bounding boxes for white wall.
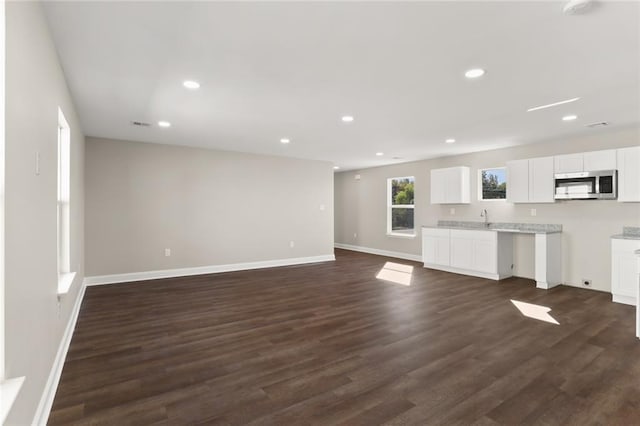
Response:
[335,126,640,292]
[85,137,334,277]
[5,2,85,424]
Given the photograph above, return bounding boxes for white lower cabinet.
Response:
[423,228,512,280]
[422,228,450,266]
[611,239,640,306]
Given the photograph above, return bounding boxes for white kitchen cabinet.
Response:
[554,154,583,173]
[611,239,640,305]
[529,156,555,203]
[583,149,616,171]
[506,157,554,203]
[450,230,474,270]
[422,228,450,266]
[423,228,512,280]
[506,159,529,203]
[554,150,616,173]
[430,166,470,204]
[450,230,498,274]
[617,146,640,202]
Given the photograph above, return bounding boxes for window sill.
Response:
[1,376,25,424]
[386,233,416,239]
[57,272,77,297]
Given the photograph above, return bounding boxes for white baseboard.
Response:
[334,243,422,262]
[84,254,336,286]
[32,279,87,426]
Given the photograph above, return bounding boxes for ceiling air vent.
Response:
[131,121,151,127]
[586,121,609,128]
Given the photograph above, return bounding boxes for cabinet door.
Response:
[583,149,616,172]
[554,154,583,173]
[473,240,497,274]
[611,252,639,299]
[617,146,640,202]
[430,169,446,204]
[423,228,450,266]
[435,237,450,266]
[450,233,473,270]
[506,159,529,203]
[445,168,462,204]
[422,235,437,264]
[446,167,470,204]
[529,156,555,203]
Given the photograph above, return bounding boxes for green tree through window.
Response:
[388,177,415,235]
[480,168,506,200]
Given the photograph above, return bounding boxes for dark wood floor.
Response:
[49,249,640,425]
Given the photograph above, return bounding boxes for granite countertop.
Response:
[423,220,562,234]
[611,226,640,241]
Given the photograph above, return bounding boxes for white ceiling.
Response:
[43,1,640,171]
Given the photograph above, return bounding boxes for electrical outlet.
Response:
[530,208,537,217]
[165,248,171,257]
[353,232,357,239]
[289,240,295,248]
[319,204,325,211]
[582,279,591,287]
[35,151,41,175]
[450,208,455,215]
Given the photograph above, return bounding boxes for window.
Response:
[57,108,74,294]
[387,176,415,237]
[479,167,506,200]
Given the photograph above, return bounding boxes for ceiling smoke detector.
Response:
[131,121,150,127]
[563,0,595,15]
[586,121,609,128]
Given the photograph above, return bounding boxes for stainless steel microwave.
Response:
[554,170,617,200]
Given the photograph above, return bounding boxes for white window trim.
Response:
[478,167,507,201]
[57,108,75,299]
[387,176,416,238]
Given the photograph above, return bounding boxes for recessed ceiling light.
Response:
[464,68,485,79]
[333,166,340,170]
[341,116,354,123]
[183,80,200,90]
[376,152,384,156]
[158,121,171,128]
[562,115,578,121]
[527,97,580,112]
[280,138,290,144]
[445,138,456,144]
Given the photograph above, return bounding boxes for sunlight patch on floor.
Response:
[376,262,413,286]
[511,299,559,325]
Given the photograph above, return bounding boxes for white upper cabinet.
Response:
[583,149,616,171]
[506,159,529,203]
[430,166,470,204]
[554,154,583,173]
[554,150,616,173]
[507,157,554,203]
[529,157,555,203]
[617,146,640,202]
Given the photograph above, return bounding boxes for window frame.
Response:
[478,167,507,201]
[386,176,416,238]
[57,108,75,295]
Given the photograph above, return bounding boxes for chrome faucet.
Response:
[481,209,488,226]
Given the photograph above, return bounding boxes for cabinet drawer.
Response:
[611,239,640,253]
[422,228,450,238]
[450,229,496,241]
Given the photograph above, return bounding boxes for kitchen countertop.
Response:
[611,226,640,241]
[423,220,562,234]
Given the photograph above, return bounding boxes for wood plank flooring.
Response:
[49,249,640,425]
